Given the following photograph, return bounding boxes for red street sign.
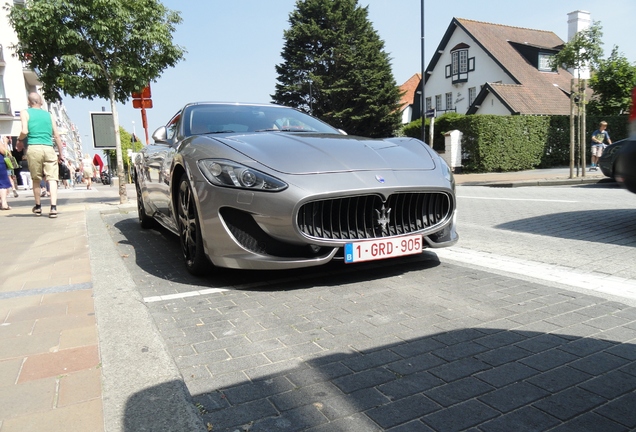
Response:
[132,99,153,109]
[132,86,151,99]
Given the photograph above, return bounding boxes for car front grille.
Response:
[297,192,453,240]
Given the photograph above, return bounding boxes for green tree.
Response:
[551,21,604,77]
[272,0,402,138]
[588,47,636,115]
[7,0,185,203]
[103,127,144,180]
[550,21,604,177]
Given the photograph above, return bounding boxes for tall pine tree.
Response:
[272,0,402,138]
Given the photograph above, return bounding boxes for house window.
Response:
[425,97,432,112]
[445,43,475,83]
[435,95,442,111]
[445,92,453,110]
[469,87,476,106]
[538,53,555,71]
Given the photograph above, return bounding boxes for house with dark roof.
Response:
[417,12,591,117]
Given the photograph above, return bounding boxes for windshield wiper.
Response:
[201,130,235,134]
[255,128,315,133]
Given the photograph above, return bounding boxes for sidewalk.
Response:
[0,167,614,431]
[454,166,608,186]
[0,182,128,432]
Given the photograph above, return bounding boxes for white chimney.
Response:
[567,10,591,79]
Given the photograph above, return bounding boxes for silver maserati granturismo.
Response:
[134,102,458,275]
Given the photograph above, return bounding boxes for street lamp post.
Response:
[420,0,426,144]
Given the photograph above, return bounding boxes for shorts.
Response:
[83,168,93,179]
[26,145,59,182]
[591,144,605,157]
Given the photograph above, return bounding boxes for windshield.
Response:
[183,104,341,136]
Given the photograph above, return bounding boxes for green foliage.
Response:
[6,0,186,103]
[402,112,466,151]
[588,47,636,115]
[104,127,144,176]
[551,21,604,76]
[403,114,628,173]
[272,0,402,137]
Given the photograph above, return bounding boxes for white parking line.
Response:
[144,287,229,303]
[434,247,636,301]
[457,196,577,203]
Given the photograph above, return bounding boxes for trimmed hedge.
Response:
[402,114,628,172]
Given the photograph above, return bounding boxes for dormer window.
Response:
[538,52,556,72]
[445,43,475,83]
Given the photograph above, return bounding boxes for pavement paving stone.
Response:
[57,367,102,407]
[0,332,60,359]
[422,399,499,431]
[17,345,99,383]
[0,358,22,388]
[0,377,57,420]
[59,325,98,350]
[366,393,440,429]
[0,398,103,432]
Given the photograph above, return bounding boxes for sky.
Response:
[63,0,636,155]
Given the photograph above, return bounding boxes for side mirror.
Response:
[152,126,168,144]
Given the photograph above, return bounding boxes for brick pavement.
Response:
[0,186,108,432]
[103,185,636,431]
[0,167,629,431]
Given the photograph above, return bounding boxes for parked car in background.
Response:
[598,139,626,179]
[614,88,636,194]
[134,102,458,276]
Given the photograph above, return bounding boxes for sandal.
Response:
[0,206,10,210]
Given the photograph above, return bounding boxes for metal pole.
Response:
[420,0,426,143]
[570,79,575,178]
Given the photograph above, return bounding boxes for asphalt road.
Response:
[101,182,636,431]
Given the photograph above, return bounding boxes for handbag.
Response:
[4,155,15,170]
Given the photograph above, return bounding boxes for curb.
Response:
[87,205,205,432]
[457,177,611,188]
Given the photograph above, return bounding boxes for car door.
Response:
[153,113,182,219]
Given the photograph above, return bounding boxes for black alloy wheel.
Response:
[177,174,209,276]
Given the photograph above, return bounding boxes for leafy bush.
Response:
[402,113,629,172]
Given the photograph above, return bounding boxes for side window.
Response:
[166,114,180,140]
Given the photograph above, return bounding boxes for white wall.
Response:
[0,4,30,136]
[424,24,515,116]
[473,92,511,115]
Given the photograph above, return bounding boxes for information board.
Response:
[90,112,116,149]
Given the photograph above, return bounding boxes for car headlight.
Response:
[439,157,454,184]
[198,159,288,191]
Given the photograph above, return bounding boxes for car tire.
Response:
[136,179,156,229]
[177,173,210,276]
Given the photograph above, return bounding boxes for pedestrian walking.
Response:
[82,153,95,190]
[18,92,65,218]
[590,121,612,171]
[0,136,13,210]
[2,136,19,198]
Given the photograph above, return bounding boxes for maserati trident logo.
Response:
[375,205,391,231]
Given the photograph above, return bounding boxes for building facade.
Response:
[399,11,592,121]
[0,0,81,163]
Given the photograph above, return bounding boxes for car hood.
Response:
[209,133,437,174]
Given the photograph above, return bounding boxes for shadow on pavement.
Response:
[107,215,441,292]
[123,328,636,431]
[496,209,636,248]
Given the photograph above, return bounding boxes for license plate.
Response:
[344,234,423,263]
